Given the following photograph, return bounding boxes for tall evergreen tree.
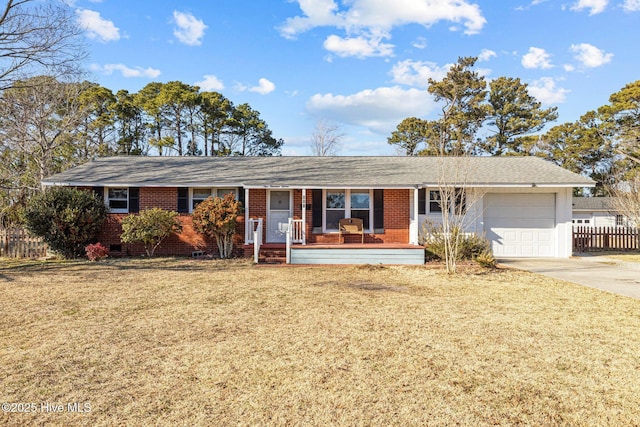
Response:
[484,76,558,155]
[427,56,488,155]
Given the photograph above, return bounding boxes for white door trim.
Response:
[267,190,293,243]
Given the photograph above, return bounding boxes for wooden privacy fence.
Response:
[573,226,640,252]
[0,228,48,258]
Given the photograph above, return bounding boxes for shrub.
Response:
[192,193,241,259]
[24,187,108,259]
[474,249,496,268]
[120,208,182,257]
[421,221,493,263]
[85,242,109,261]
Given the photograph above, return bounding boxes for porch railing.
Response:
[246,218,263,244]
[246,218,263,263]
[289,218,305,244]
[286,218,305,264]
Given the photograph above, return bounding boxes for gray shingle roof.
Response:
[572,197,618,211]
[42,156,595,188]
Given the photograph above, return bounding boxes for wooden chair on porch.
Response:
[338,218,364,244]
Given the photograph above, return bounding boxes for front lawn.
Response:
[1,258,639,426]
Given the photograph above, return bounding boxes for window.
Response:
[324,189,373,231]
[616,215,624,226]
[107,188,128,213]
[325,190,345,230]
[350,190,371,230]
[429,190,442,213]
[192,189,212,210]
[427,188,466,215]
[216,188,237,199]
[190,188,237,212]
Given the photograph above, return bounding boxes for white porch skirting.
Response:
[290,244,424,265]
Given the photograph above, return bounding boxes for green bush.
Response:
[24,187,108,259]
[120,208,182,257]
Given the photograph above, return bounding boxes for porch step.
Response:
[258,249,287,264]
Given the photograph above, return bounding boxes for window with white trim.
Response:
[324,189,373,232]
[350,190,371,230]
[427,188,466,215]
[106,187,128,213]
[616,214,624,226]
[190,188,237,212]
[429,190,442,213]
[325,190,345,230]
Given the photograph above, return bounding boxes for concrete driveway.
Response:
[498,255,640,299]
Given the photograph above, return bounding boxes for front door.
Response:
[267,190,292,243]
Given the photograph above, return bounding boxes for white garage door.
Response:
[484,193,556,257]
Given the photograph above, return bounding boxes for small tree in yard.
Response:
[120,208,182,257]
[192,193,241,259]
[24,186,107,259]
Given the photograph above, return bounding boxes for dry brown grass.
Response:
[597,251,640,263]
[1,258,639,426]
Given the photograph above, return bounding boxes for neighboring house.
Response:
[572,197,632,227]
[42,156,594,263]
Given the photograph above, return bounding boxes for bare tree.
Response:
[421,157,487,273]
[310,119,344,156]
[0,76,85,193]
[0,0,85,90]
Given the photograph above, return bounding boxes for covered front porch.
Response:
[242,185,425,264]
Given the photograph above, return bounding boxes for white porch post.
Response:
[301,188,307,245]
[245,187,250,243]
[410,187,419,245]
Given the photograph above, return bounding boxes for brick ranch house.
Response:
[42,156,594,264]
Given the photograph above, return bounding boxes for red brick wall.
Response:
[97,187,412,257]
[140,187,178,211]
[383,189,410,243]
[97,187,244,257]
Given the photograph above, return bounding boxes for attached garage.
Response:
[483,193,556,257]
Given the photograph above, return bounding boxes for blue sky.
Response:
[73,0,640,155]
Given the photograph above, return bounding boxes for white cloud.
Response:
[570,43,613,67]
[564,64,576,72]
[76,9,120,42]
[195,75,225,91]
[279,0,486,57]
[323,32,394,58]
[172,11,207,46]
[412,36,427,49]
[478,48,497,62]
[570,0,608,15]
[90,63,161,78]
[390,60,450,88]
[236,78,276,95]
[521,47,553,69]
[527,77,569,104]
[306,86,436,134]
[250,78,276,95]
[623,0,640,11]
